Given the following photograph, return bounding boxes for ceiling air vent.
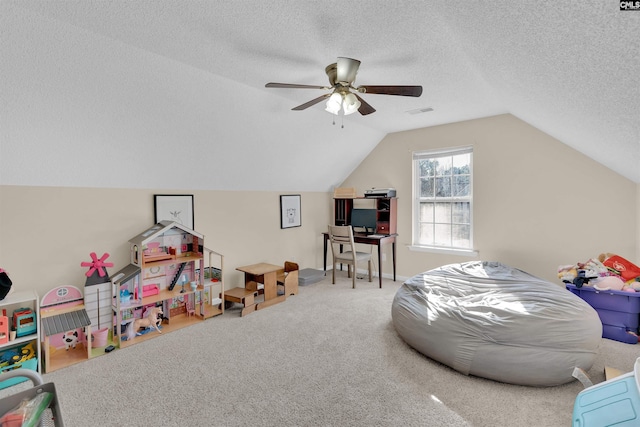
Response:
[406,107,434,115]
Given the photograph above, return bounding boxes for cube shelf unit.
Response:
[0,290,41,376]
[112,221,224,348]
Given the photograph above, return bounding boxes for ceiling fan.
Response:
[265,57,423,116]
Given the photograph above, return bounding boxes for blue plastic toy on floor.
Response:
[573,358,640,426]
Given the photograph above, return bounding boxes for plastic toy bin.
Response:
[0,358,38,390]
[566,284,640,344]
[573,357,640,426]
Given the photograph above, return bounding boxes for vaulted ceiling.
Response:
[2,1,639,191]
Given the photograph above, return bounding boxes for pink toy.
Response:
[80,252,114,277]
[142,284,160,298]
[593,276,626,292]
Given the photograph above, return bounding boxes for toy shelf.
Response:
[0,290,41,373]
[1,333,37,349]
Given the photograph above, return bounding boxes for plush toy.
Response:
[577,258,609,278]
[599,253,640,282]
[558,265,577,283]
[592,275,628,292]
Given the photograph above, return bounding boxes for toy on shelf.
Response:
[0,341,36,369]
[13,308,36,338]
[0,341,38,390]
[0,316,8,345]
[125,306,163,340]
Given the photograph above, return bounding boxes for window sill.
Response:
[408,245,478,257]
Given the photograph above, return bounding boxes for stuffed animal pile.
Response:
[558,253,640,292]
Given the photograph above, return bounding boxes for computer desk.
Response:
[323,232,397,288]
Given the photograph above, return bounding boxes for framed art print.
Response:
[280,195,301,229]
[154,194,194,229]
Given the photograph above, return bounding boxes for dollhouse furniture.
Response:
[186,299,196,317]
[221,287,258,316]
[0,290,41,374]
[232,263,287,316]
[112,221,224,347]
[40,285,91,373]
[276,261,299,297]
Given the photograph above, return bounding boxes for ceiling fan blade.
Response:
[357,85,423,97]
[266,82,328,90]
[292,94,331,111]
[354,94,376,115]
[336,57,361,84]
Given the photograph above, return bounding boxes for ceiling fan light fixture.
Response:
[342,92,361,115]
[325,93,343,115]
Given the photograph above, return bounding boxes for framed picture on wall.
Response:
[154,194,194,229]
[280,195,301,229]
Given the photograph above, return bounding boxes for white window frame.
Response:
[410,146,477,256]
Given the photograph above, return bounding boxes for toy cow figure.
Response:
[62,330,79,350]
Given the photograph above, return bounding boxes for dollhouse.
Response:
[113,221,224,348]
[40,285,92,373]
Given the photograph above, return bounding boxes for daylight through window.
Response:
[413,147,473,250]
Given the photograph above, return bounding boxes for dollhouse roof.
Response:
[128,220,203,247]
[42,310,91,337]
[110,263,140,287]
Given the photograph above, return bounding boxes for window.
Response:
[413,147,473,251]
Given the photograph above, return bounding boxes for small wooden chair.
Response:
[277,261,299,297]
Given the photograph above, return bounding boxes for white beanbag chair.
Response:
[392,261,602,386]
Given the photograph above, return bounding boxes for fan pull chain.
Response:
[330,114,345,129]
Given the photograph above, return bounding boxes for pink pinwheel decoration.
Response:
[81,252,114,277]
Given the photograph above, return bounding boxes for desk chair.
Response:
[277,261,299,297]
[328,225,372,289]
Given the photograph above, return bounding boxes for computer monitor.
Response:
[350,209,377,234]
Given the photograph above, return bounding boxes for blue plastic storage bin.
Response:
[573,357,640,426]
[0,357,38,390]
[566,284,640,344]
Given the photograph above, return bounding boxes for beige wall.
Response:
[0,114,638,298]
[341,114,638,284]
[0,186,331,298]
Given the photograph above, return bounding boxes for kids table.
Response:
[235,263,286,316]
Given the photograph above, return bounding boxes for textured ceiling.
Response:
[2,1,639,190]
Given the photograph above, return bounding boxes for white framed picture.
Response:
[154,194,194,229]
[280,195,301,229]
